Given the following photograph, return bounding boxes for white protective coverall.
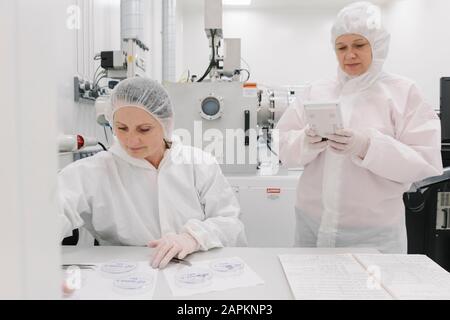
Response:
[59,139,247,249]
[276,1,443,253]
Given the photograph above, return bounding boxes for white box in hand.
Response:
[303,101,343,137]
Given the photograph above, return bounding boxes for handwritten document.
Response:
[279,254,450,300]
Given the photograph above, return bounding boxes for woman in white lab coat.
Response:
[276,1,443,253]
[59,77,247,268]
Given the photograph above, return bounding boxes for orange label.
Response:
[266,188,281,194]
[243,82,257,88]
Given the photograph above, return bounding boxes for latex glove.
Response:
[148,233,199,269]
[304,126,327,150]
[62,282,75,296]
[61,265,82,296]
[326,128,370,158]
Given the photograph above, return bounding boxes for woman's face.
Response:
[114,106,165,161]
[335,34,373,76]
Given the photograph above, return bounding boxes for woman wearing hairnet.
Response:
[276,1,443,253]
[58,77,247,268]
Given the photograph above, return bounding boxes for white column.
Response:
[162,0,177,82]
[0,0,61,299]
[151,0,163,81]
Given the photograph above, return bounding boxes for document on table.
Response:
[63,260,158,300]
[354,254,450,300]
[163,256,264,297]
[279,254,450,300]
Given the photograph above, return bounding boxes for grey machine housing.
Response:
[165,81,258,174]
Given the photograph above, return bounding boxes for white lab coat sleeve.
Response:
[180,157,247,250]
[276,102,325,168]
[354,84,443,183]
[58,163,93,241]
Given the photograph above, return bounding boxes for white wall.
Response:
[178,0,450,108]
[180,5,338,87]
[384,0,450,109]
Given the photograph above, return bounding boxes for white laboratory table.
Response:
[62,246,379,300]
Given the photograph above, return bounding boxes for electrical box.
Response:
[100,50,127,79]
[404,169,450,272]
[100,51,126,69]
[223,38,241,74]
[436,192,450,230]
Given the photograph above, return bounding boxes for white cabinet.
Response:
[227,171,301,247]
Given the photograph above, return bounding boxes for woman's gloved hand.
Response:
[326,128,370,158]
[148,232,200,269]
[62,282,75,296]
[305,126,327,150]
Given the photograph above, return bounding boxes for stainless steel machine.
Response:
[165,81,258,174]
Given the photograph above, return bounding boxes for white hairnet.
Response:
[331,1,390,91]
[106,77,174,140]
